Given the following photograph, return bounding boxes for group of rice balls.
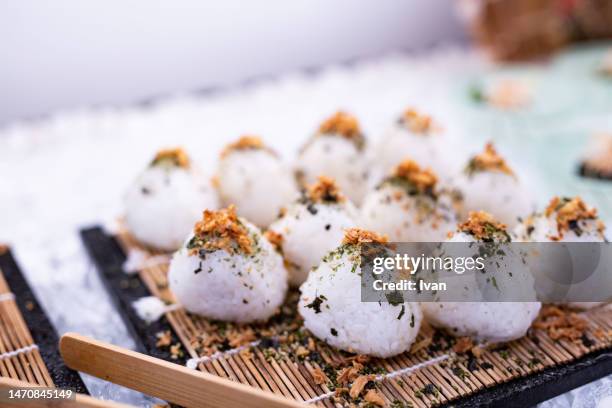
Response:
[124,110,608,358]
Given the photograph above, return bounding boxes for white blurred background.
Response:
[0,0,466,124]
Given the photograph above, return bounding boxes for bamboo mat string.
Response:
[186,340,262,369]
[303,354,451,404]
[0,293,15,302]
[0,344,39,360]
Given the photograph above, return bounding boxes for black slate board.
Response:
[0,248,88,393]
[79,227,186,365]
[80,226,612,408]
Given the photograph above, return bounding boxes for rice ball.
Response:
[514,196,606,242]
[295,111,369,205]
[423,302,540,343]
[217,136,298,228]
[375,108,454,181]
[514,197,608,310]
[457,143,533,228]
[168,206,288,323]
[422,212,541,342]
[360,159,459,242]
[124,148,219,251]
[299,228,422,357]
[267,176,357,287]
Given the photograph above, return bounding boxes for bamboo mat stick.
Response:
[60,333,304,408]
[0,377,132,408]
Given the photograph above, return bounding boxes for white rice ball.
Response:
[514,197,608,310]
[217,136,298,228]
[422,302,541,343]
[299,228,422,357]
[422,211,541,342]
[124,148,219,251]
[514,196,606,242]
[267,177,357,287]
[295,112,369,205]
[375,109,455,181]
[457,143,533,228]
[360,160,458,242]
[168,206,287,323]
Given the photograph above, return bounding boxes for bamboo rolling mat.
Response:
[0,247,87,393]
[0,250,54,388]
[113,231,612,408]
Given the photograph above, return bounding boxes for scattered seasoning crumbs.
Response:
[533,305,588,341]
[170,343,184,360]
[364,389,386,407]
[227,328,256,348]
[330,328,338,337]
[581,333,594,348]
[421,384,439,397]
[336,365,360,385]
[155,330,172,348]
[452,337,474,354]
[452,366,468,379]
[465,142,514,177]
[471,345,484,358]
[295,346,310,358]
[391,399,413,408]
[310,367,329,385]
[151,147,190,168]
[349,375,374,399]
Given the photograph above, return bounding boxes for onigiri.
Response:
[295,111,369,205]
[422,211,541,343]
[168,206,288,323]
[217,136,298,228]
[267,176,357,287]
[514,196,609,310]
[124,147,219,251]
[360,159,459,242]
[515,196,606,242]
[457,142,533,228]
[299,228,422,357]
[374,108,454,181]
